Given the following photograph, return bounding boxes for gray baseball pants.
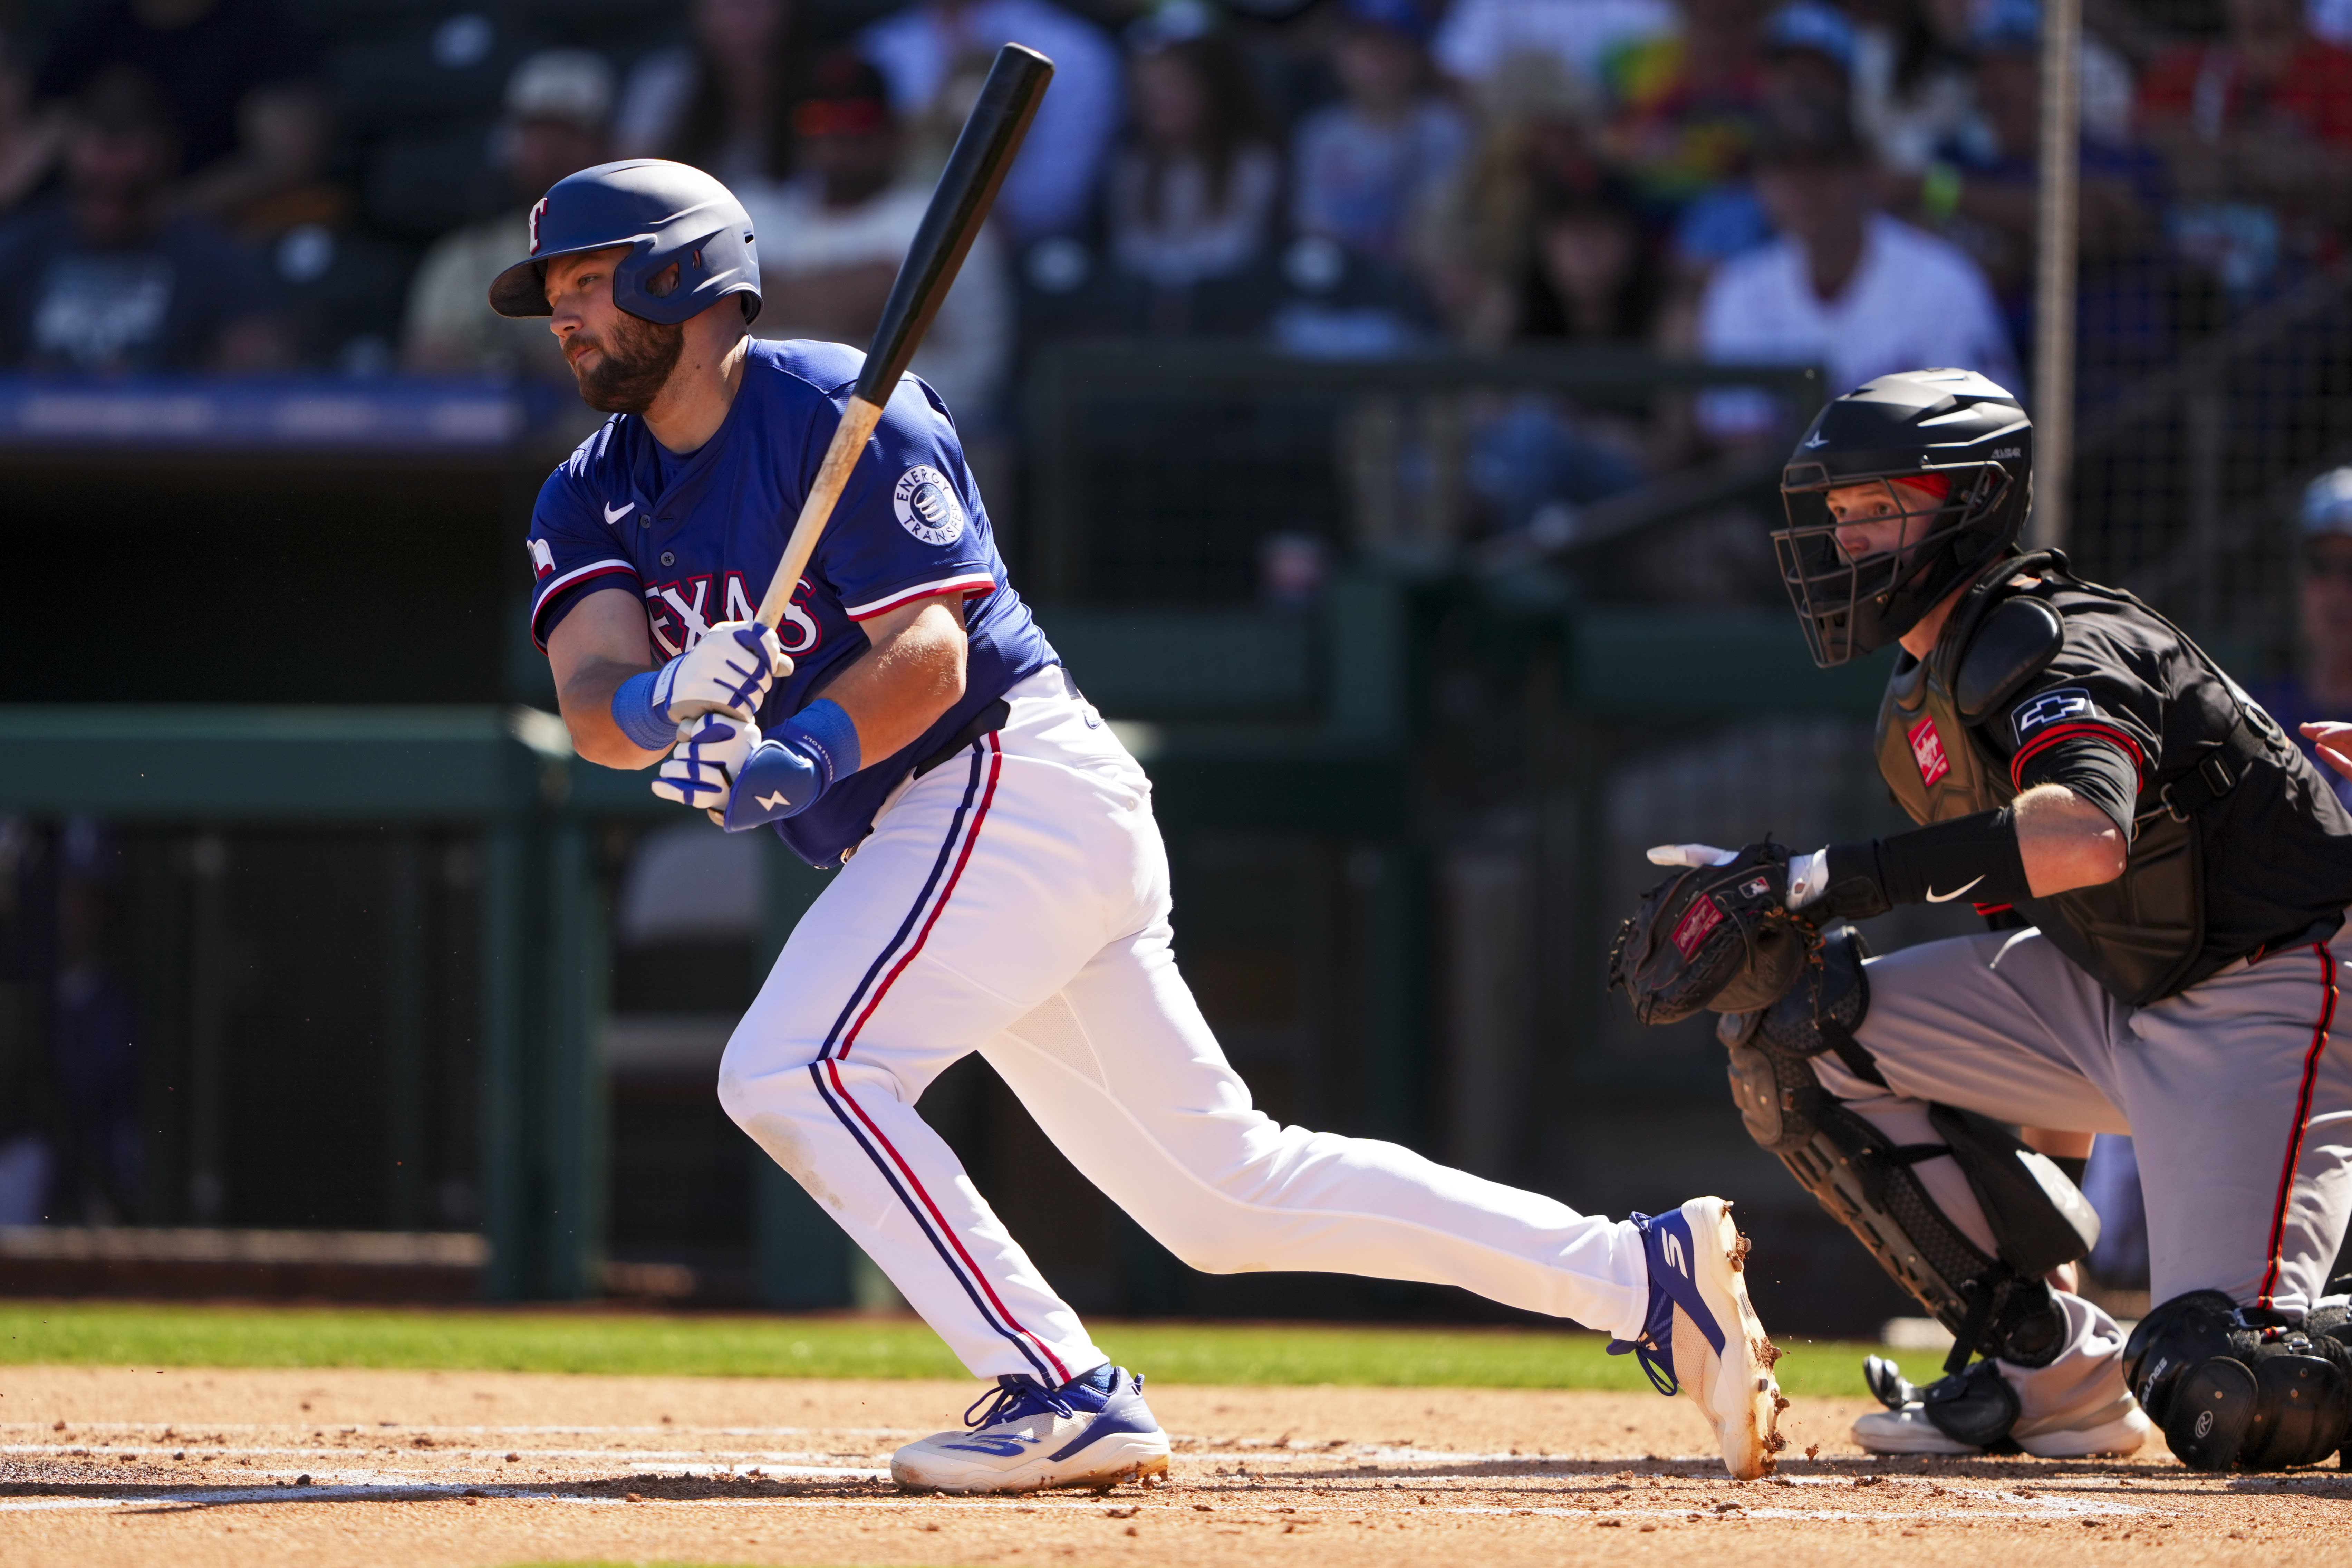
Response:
[1809,922,2352,1427]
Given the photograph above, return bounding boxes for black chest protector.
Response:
[1871,554,2255,1006]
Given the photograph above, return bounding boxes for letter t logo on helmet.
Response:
[528,196,547,255]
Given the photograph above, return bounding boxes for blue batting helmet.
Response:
[489,158,761,325]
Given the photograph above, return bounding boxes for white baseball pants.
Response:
[718,667,1650,1383]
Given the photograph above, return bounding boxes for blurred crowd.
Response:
[0,0,2344,429]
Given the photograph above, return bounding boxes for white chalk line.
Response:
[0,1494,2161,1524]
[0,1422,910,1439]
[2,1448,884,1476]
[3,1441,2194,1510]
[0,1423,1718,1464]
[1,1437,1732,1471]
[0,1474,2165,1525]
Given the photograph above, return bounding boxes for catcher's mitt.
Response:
[1607,842,1816,1025]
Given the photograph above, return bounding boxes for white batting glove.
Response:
[652,711,761,825]
[654,620,791,722]
[1646,843,1742,868]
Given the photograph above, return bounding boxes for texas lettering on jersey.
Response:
[643,570,823,660]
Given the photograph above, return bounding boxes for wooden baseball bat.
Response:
[754,43,1054,629]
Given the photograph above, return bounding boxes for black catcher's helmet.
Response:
[1775,368,2032,666]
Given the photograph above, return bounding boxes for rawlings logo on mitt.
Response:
[1608,842,1816,1025]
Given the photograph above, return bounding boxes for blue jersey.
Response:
[525,338,1058,866]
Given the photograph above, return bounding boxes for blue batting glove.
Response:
[720,700,862,832]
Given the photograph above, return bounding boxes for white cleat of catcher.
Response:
[1607,1196,1785,1479]
[891,1363,1172,1494]
[1852,1398,2150,1457]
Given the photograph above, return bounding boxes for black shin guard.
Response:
[1720,925,2088,1391]
[2126,1292,2352,1471]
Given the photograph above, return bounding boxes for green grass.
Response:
[0,1301,1881,1398]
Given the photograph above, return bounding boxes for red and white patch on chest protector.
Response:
[1907,715,1952,787]
[1671,896,1726,958]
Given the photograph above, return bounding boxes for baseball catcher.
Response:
[1614,368,2352,1470]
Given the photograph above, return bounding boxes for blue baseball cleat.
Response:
[890,1363,1172,1494]
[1608,1196,1785,1478]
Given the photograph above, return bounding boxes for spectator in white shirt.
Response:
[859,0,1122,241]
[739,52,1009,420]
[1292,0,1472,268]
[1434,0,1679,91]
[1696,123,2018,435]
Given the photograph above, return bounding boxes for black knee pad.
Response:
[1720,924,1870,1155]
[2126,1291,2352,1470]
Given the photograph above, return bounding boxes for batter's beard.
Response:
[569,312,685,414]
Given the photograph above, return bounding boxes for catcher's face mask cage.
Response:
[1774,463,2009,666]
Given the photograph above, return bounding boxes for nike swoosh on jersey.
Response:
[1924,874,1987,903]
[604,501,636,525]
[756,790,792,811]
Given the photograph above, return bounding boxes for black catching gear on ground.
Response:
[2125,1292,2352,1470]
[1607,841,1814,1025]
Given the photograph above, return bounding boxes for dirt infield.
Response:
[1,1366,2343,1567]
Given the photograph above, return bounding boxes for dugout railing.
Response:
[0,699,862,1305]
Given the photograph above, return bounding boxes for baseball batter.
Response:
[495,159,1784,1490]
[1616,368,2352,1471]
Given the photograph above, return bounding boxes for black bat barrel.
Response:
[852,44,1054,408]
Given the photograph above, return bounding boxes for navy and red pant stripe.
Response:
[2254,941,2339,1310]
[800,734,1073,1385]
